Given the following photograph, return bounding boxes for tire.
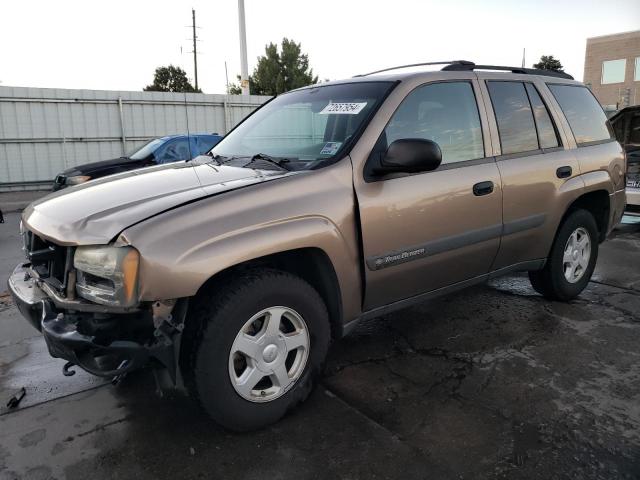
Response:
[528,209,599,301]
[180,268,330,431]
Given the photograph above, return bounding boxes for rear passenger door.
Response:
[478,76,581,270]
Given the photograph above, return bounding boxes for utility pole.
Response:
[521,48,526,68]
[238,0,250,95]
[192,8,198,91]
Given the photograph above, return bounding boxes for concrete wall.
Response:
[0,87,270,191]
[583,30,640,108]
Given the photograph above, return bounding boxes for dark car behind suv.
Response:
[610,106,640,215]
[53,133,222,190]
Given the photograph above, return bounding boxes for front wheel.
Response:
[180,269,330,431]
[529,209,599,301]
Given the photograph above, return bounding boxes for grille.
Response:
[22,228,73,293]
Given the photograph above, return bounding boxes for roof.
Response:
[159,133,221,140]
[292,61,579,92]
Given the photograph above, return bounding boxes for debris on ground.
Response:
[6,387,26,409]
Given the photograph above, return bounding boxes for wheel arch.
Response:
[561,189,610,243]
[192,247,345,341]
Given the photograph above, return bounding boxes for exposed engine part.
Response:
[152,299,186,347]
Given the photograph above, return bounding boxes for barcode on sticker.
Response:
[319,102,367,115]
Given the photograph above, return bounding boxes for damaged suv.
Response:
[9,61,626,431]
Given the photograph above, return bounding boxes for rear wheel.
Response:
[529,209,599,301]
[181,269,330,431]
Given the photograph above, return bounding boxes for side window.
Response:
[155,138,191,164]
[487,81,538,155]
[384,82,484,164]
[524,84,559,149]
[548,85,613,145]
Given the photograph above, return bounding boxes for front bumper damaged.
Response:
[8,263,180,380]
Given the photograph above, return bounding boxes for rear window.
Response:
[548,85,613,145]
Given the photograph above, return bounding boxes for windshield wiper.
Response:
[208,153,295,170]
[208,154,234,165]
[247,153,295,170]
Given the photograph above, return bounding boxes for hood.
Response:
[609,105,640,125]
[61,156,139,176]
[610,106,640,149]
[23,158,292,245]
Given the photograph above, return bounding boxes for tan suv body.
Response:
[9,62,626,430]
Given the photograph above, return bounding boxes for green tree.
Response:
[228,75,256,95]
[144,65,201,93]
[533,55,564,72]
[228,38,318,95]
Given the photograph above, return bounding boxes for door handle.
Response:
[473,181,494,196]
[556,166,572,179]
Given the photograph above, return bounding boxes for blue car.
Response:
[53,133,222,190]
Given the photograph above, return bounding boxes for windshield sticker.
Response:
[320,142,342,155]
[319,102,367,115]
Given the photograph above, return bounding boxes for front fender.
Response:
[119,160,362,323]
[166,215,359,303]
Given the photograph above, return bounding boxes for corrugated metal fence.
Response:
[0,86,270,191]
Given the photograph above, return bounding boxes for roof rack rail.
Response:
[441,62,574,80]
[354,60,475,77]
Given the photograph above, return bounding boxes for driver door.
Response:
[354,80,503,310]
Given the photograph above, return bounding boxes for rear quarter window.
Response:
[548,85,613,145]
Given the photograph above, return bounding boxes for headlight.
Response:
[66,175,91,185]
[74,246,140,307]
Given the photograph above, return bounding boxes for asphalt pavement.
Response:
[0,214,639,479]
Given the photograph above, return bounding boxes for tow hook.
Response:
[62,361,77,377]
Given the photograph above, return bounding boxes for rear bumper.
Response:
[8,263,173,378]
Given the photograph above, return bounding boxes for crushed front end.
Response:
[8,224,185,381]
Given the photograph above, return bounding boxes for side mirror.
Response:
[375,138,442,175]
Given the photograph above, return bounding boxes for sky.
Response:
[1,0,639,93]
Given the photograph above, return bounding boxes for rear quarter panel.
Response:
[573,141,627,233]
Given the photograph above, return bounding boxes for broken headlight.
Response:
[74,246,140,307]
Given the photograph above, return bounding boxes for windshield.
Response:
[129,138,165,160]
[211,82,395,169]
